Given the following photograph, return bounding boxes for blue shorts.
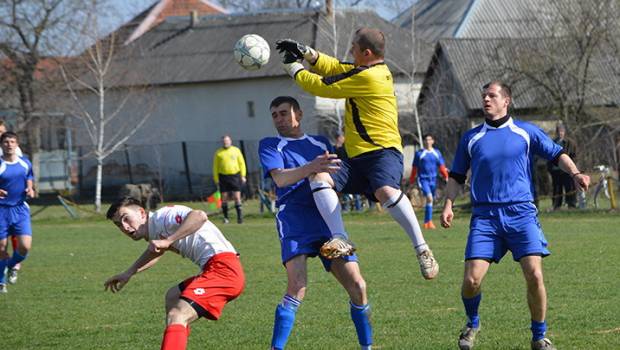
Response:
[331,148,403,202]
[276,203,357,271]
[418,177,437,197]
[0,203,32,240]
[465,202,549,263]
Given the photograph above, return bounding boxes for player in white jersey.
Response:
[104,198,245,350]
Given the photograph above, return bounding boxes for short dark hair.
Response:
[354,28,385,57]
[270,96,301,111]
[423,133,433,139]
[483,81,512,99]
[106,197,144,220]
[0,131,19,143]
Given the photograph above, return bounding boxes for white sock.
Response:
[383,191,428,254]
[310,181,347,238]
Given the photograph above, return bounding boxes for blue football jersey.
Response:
[258,134,333,207]
[451,118,562,205]
[413,148,445,179]
[0,157,34,206]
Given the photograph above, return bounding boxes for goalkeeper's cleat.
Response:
[7,267,18,285]
[531,338,556,350]
[458,325,480,350]
[417,249,439,279]
[0,284,7,294]
[320,236,356,259]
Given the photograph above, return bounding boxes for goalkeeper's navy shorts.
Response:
[331,147,403,202]
[276,202,357,271]
[465,202,550,263]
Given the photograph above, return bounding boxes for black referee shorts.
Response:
[219,173,242,192]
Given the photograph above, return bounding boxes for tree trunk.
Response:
[95,157,103,212]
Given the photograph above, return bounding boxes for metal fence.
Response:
[77,140,262,201]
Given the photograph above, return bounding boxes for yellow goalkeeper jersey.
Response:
[294,52,402,158]
[212,146,246,183]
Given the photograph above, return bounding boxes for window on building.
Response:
[247,101,255,118]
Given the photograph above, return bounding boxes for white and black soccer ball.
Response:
[233,34,270,71]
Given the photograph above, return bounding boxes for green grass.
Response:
[1,202,619,349]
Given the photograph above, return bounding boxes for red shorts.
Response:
[178,252,245,320]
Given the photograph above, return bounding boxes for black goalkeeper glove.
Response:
[276,39,318,63]
[279,49,304,77]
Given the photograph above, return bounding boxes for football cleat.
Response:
[458,325,480,350]
[320,236,356,259]
[531,338,556,350]
[0,284,7,294]
[222,218,230,224]
[424,221,437,229]
[417,249,439,279]
[7,267,18,284]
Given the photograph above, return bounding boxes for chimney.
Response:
[190,10,199,27]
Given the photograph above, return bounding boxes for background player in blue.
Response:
[0,132,35,294]
[440,81,590,350]
[409,134,449,229]
[259,96,373,350]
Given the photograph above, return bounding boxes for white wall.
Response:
[73,76,323,148]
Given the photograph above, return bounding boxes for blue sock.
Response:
[462,293,482,328]
[0,258,8,284]
[531,320,547,341]
[8,251,27,269]
[271,295,301,350]
[424,204,433,223]
[350,301,373,347]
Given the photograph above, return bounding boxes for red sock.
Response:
[161,324,188,350]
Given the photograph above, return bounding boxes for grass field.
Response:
[1,201,619,349]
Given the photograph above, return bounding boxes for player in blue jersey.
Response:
[409,134,449,229]
[0,132,35,294]
[440,81,590,350]
[259,96,373,350]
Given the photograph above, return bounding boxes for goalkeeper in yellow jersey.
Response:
[275,28,438,279]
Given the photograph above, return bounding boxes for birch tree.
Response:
[61,14,154,212]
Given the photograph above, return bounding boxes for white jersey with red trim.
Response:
[148,205,236,268]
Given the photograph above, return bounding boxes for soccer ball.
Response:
[233,34,270,71]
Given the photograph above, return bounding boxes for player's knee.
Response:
[309,172,332,185]
[523,268,544,286]
[462,275,482,292]
[350,277,367,299]
[166,307,192,326]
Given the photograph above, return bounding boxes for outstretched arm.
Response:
[104,248,164,293]
[557,153,590,191]
[441,177,464,228]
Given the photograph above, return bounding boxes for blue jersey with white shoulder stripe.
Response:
[413,148,445,179]
[0,156,34,206]
[451,118,562,205]
[258,134,333,207]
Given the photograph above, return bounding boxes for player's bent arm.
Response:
[557,153,590,191]
[269,153,340,187]
[26,179,35,197]
[154,210,208,251]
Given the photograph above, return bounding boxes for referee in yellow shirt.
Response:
[275,28,438,279]
[213,135,246,224]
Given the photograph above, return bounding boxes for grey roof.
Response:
[393,0,474,42]
[395,0,578,43]
[99,9,429,87]
[420,38,620,112]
